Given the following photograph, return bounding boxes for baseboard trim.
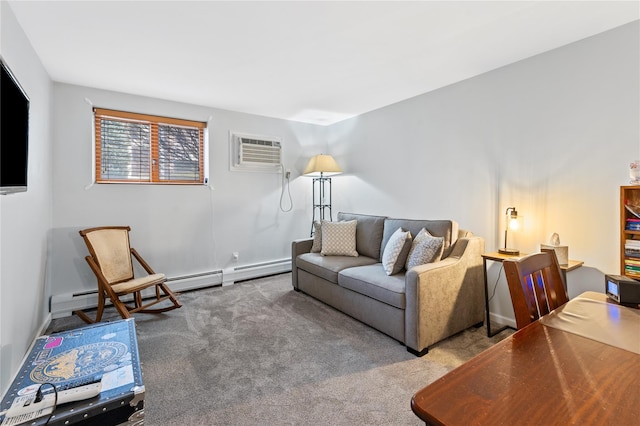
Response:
[489,312,517,329]
[50,259,293,319]
[51,270,223,319]
[40,313,52,336]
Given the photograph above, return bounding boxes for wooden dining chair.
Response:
[503,251,568,329]
[76,226,182,323]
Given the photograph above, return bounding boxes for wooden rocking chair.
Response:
[76,226,182,323]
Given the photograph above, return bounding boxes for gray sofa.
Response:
[291,212,485,356]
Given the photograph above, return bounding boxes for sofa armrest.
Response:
[291,238,313,289]
[404,235,485,354]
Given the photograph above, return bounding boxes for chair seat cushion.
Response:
[112,273,166,294]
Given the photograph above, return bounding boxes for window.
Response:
[94,108,207,184]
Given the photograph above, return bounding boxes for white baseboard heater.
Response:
[222,258,291,286]
[50,259,291,319]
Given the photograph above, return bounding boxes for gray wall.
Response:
[327,21,639,324]
[0,2,53,393]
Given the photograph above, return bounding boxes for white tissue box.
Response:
[540,244,568,265]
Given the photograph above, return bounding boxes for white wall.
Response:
[50,84,325,298]
[0,2,53,394]
[327,21,640,324]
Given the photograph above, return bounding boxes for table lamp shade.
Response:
[303,154,342,177]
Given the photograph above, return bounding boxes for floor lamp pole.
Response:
[310,173,332,236]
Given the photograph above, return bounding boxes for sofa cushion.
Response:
[382,218,458,259]
[321,220,358,257]
[310,221,322,253]
[337,212,386,260]
[338,264,406,309]
[405,228,444,269]
[297,253,378,284]
[382,227,412,275]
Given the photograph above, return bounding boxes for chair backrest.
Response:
[80,226,134,284]
[503,251,568,329]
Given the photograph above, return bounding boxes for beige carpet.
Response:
[47,273,511,425]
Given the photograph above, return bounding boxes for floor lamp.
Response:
[303,154,342,236]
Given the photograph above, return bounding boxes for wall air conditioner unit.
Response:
[230,132,282,173]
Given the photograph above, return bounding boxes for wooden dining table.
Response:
[411,291,640,425]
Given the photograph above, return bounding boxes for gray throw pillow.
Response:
[382,227,412,275]
[311,221,322,253]
[405,228,444,269]
[321,220,358,257]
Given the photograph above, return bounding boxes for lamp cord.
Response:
[488,264,504,303]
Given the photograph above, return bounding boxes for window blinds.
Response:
[94,108,205,184]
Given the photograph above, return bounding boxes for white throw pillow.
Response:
[382,227,412,275]
[405,228,444,270]
[321,220,358,257]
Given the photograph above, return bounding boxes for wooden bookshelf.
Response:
[620,186,640,279]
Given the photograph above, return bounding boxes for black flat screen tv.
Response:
[1,57,29,195]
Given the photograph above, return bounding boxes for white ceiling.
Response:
[7,1,640,125]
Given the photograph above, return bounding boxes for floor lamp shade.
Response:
[303,154,342,177]
[304,155,342,236]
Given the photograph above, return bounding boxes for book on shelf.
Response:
[624,265,640,273]
[624,243,640,250]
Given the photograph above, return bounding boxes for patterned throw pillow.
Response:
[321,220,358,257]
[405,228,444,270]
[311,221,322,253]
[382,227,412,275]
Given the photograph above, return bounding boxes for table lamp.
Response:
[499,207,520,255]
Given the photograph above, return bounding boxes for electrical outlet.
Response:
[232,252,239,261]
[285,170,291,179]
